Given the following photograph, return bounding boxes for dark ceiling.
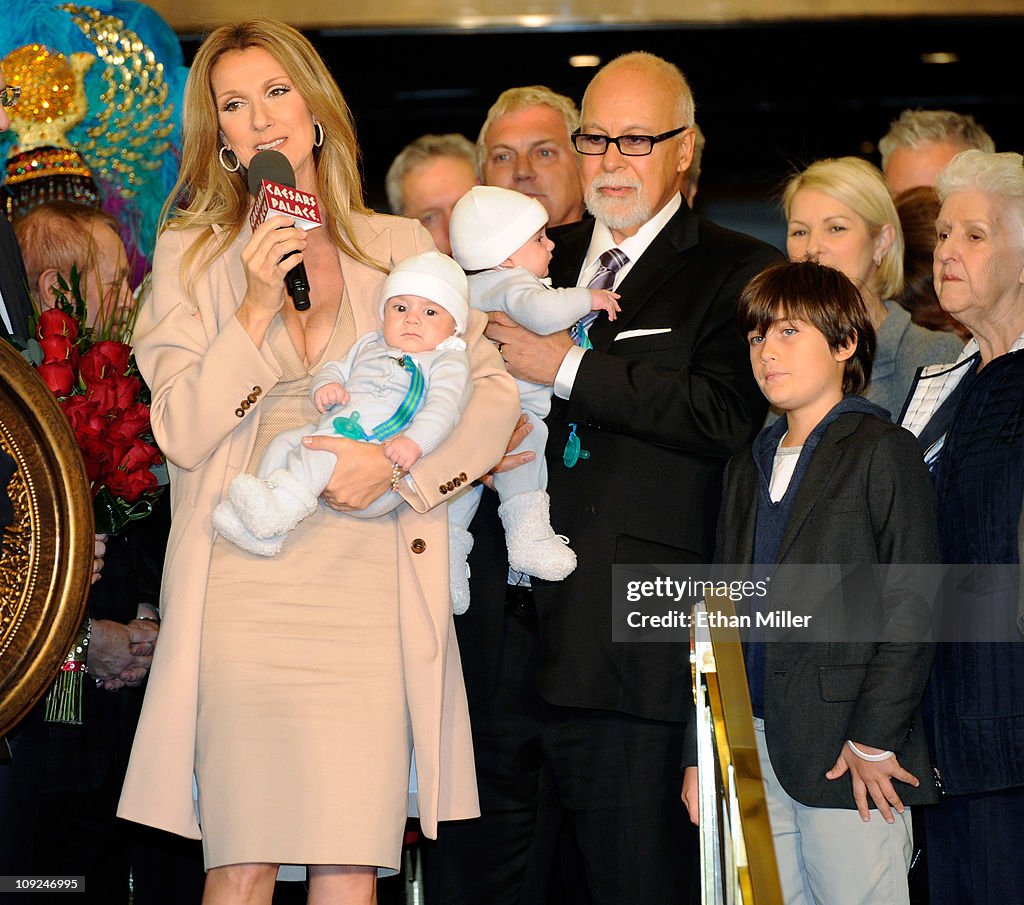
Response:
[181,16,1023,242]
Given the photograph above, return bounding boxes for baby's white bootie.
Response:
[212,501,285,557]
[498,490,576,581]
[229,469,318,539]
[448,524,475,615]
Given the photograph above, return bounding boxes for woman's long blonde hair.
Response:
[164,18,384,294]
[782,156,905,301]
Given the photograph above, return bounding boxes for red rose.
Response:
[115,438,163,475]
[61,396,107,442]
[38,361,76,396]
[105,466,158,502]
[79,341,131,385]
[36,309,79,343]
[87,374,141,415]
[39,334,75,366]
[105,439,162,502]
[107,402,151,444]
[80,436,114,483]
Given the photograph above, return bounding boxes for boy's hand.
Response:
[314,382,350,414]
[826,741,920,823]
[589,289,621,320]
[382,436,423,470]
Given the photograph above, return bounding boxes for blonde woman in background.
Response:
[783,156,963,419]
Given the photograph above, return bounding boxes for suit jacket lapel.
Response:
[776,416,859,561]
[548,219,594,290]
[588,203,699,351]
[725,457,758,563]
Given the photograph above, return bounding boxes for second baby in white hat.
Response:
[445,186,620,606]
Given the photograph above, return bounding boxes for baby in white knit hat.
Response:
[446,185,619,609]
[212,251,472,558]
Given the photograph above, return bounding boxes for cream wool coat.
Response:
[117,212,519,841]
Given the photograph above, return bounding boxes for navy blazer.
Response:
[717,412,941,808]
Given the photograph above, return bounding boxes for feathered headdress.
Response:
[1,0,187,280]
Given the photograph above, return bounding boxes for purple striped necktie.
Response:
[570,247,629,349]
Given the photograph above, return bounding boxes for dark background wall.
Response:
[180,17,1023,247]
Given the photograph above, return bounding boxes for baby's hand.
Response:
[589,289,621,321]
[314,382,350,414]
[382,436,423,470]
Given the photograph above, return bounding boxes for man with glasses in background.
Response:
[0,67,31,341]
[485,51,780,904]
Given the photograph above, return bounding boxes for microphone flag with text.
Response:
[247,149,323,311]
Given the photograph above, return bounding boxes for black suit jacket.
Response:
[716,413,940,808]
[528,199,782,722]
[0,214,32,342]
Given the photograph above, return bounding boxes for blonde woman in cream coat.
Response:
[116,18,518,905]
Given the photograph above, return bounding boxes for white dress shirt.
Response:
[553,193,683,399]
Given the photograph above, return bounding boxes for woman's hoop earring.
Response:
[313,120,325,148]
[219,145,240,173]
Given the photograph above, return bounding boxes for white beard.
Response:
[584,173,652,233]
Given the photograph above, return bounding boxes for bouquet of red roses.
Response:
[21,270,166,534]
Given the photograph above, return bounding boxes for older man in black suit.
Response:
[435,52,782,905]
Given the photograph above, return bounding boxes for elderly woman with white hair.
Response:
[784,156,963,419]
[901,149,1024,904]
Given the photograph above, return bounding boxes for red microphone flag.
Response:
[249,180,324,234]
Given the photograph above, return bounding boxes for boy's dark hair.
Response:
[738,260,876,396]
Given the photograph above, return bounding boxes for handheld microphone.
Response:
[247,150,323,311]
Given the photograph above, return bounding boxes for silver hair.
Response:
[879,109,995,170]
[936,150,1024,241]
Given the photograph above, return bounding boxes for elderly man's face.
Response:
[401,155,478,255]
[481,104,583,228]
[580,65,692,243]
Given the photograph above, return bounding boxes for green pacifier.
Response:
[562,423,591,468]
[333,411,368,441]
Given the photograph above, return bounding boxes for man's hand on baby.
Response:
[314,382,351,414]
[589,289,621,320]
[382,436,423,470]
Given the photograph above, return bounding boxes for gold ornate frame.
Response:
[0,339,93,737]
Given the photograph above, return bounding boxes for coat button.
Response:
[235,407,245,418]
[247,393,259,404]
[453,477,462,488]
[446,481,455,492]
[439,485,448,495]
[411,538,426,554]
[241,399,251,410]
[252,386,262,395]
[459,472,467,482]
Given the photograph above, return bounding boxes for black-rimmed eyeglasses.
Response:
[571,126,689,157]
[0,86,21,108]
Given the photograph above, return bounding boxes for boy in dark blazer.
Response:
[718,261,939,905]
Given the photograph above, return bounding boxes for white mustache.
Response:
[589,173,642,192]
